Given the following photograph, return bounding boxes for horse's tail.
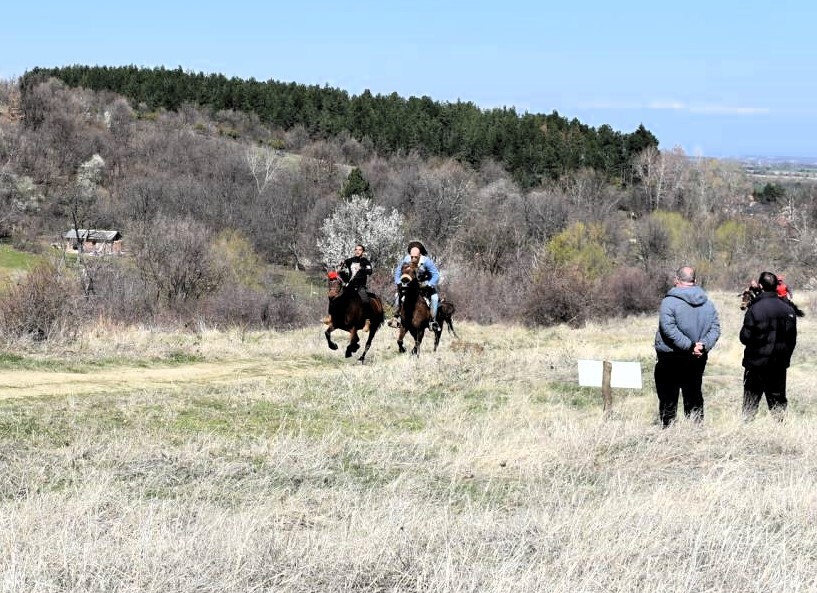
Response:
[369,295,386,328]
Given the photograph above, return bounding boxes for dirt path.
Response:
[0,359,311,399]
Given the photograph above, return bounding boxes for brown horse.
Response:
[396,262,457,354]
[324,271,384,363]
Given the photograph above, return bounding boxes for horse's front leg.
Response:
[397,326,407,353]
[412,328,424,356]
[325,325,338,350]
[345,328,360,358]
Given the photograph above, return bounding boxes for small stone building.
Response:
[64,229,123,255]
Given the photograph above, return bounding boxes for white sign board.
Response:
[577,360,642,389]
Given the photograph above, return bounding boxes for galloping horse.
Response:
[324,271,384,363]
[396,262,458,354]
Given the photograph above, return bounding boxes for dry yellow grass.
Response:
[0,291,815,592]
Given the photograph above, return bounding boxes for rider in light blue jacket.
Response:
[391,241,440,330]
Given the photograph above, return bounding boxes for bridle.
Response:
[327,270,347,299]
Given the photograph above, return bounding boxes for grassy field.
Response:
[1,292,816,592]
[0,244,43,288]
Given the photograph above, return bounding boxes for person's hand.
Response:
[692,342,704,357]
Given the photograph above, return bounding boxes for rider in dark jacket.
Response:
[740,271,797,420]
[340,244,373,331]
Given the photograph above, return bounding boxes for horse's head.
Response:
[327,270,345,300]
[399,262,418,291]
[739,280,761,310]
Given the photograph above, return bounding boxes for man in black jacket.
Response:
[739,271,798,421]
[341,244,373,332]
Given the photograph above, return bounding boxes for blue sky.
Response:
[4,0,815,159]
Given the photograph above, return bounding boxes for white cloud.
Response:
[688,104,771,115]
[580,99,770,116]
[646,100,686,110]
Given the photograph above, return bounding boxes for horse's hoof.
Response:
[328,343,338,350]
[345,351,352,358]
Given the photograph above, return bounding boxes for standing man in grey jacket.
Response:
[654,265,721,426]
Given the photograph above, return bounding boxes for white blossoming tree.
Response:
[317,195,405,271]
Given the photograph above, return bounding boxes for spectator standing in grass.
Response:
[654,265,721,427]
[740,271,798,421]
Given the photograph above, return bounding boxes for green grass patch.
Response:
[0,244,41,270]
[161,350,206,364]
[534,382,602,409]
[0,244,43,288]
[463,386,509,413]
[0,351,206,371]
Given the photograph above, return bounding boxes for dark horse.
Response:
[396,262,458,354]
[324,271,385,363]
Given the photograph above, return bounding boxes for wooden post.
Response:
[602,360,613,416]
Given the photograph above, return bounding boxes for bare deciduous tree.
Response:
[131,216,224,307]
[246,145,284,195]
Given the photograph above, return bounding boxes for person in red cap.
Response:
[322,244,373,331]
[340,244,373,332]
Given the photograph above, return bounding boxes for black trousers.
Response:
[743,367,788,421]
[655,353,708,426]
[354,284,370,305]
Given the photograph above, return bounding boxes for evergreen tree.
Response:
[340,167,373,200]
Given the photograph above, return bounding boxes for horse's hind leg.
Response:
[358,328,377,363]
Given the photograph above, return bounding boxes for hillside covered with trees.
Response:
[1,67,816,340]
[22,66,658,188]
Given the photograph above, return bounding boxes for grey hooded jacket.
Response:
[654,286,721,355]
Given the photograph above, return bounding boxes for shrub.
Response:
[525,264,592,328]
[0,260,82,341]
[592,266,663,318]
[547,222,610,281]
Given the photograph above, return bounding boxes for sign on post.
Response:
[577,359,643,416]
